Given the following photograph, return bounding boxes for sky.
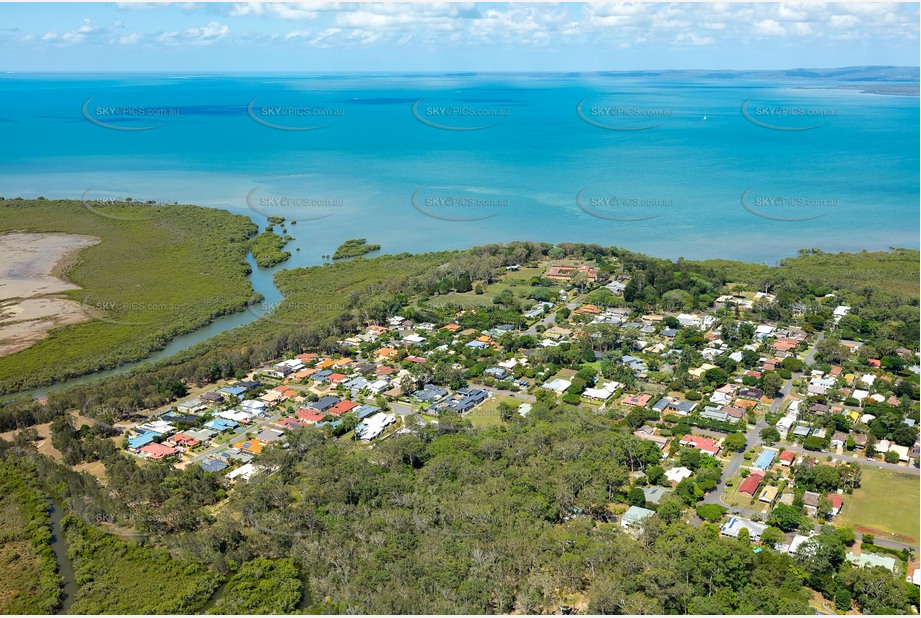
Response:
[0,2,918,72]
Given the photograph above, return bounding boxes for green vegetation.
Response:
[0,199,257,394]
[0,467,61,614]
[834,467,920,543]
[63,518,221,614]
[208,557,303,614]
[332,238,381,260]
[0,237,917,614]
[250,230,291,268]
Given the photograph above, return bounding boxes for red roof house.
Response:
[778,450,796,466]
[139,442,178,460]
[296,408,326,423]
[739,471,765,496]
[329,400,358,416]
[829,494,844,516]
[679,434,721,456]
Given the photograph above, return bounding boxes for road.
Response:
[524,301,579,335]
[780,443,919,475]
[703,333,823,508]
[181,413,282,466]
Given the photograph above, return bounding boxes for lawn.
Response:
[466,397,517,428]
[834,467,920,544]
[417,264,561,310]
[721,473,769,512]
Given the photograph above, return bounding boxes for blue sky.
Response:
[0,2,918,72]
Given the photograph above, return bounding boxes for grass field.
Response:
[0,199,258,393]
[466,397,516,428]
[834,467,920,544]
[418,263,562,309]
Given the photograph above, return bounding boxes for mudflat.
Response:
[0,232,100,356]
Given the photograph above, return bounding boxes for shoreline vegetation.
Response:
[332,238,381,260]
[0,198,258,394]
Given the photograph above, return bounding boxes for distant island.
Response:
[332,238,381,260]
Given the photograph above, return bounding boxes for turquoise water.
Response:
[0,73,918,265]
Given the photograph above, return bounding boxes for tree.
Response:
[209,557,303,614]
[891,424,918,447]
[884,450,899,464]
[675,478,702,505]
[834,588,851,611]
[695,503,726,522]
[760,371,784,398]
[802,436,826,451]
[627,487,646,508]
[679,448,702,470]
[769,504,802,532]
[737,527,750,544]
[646,465,665,486]
[834,527,856,546]
[760,426,781,445]
[761,526,784,547]
[723,433,747,453]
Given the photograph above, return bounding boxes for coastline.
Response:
[0,232,100,357]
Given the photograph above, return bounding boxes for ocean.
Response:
[0,72,918,266]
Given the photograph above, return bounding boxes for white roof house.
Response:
[542,378,571,393]
[665,466,693,484]
[136,420,176,436]
[583,381,621,400]
[227,463,256,482]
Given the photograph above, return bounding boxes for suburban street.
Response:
[180,413,282,466]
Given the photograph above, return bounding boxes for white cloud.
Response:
[753,19,786,37]
[156,20,229,46]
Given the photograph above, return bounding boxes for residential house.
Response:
[665,466,693,485]
[200,459,228,473]
[621,393,652,407]
[621,505,656,529]
[583,381,621,401]
[753,449,777,471]
[846,553,896,573]
[138,442,178,460]
[739,471,765,496]
[413,384,449,403]
[545,265,599,283]
[758,485,778,503]
[642,486,674,506]
[679,435,720,456]
[778,450,796,466]
[720,516,767,541]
